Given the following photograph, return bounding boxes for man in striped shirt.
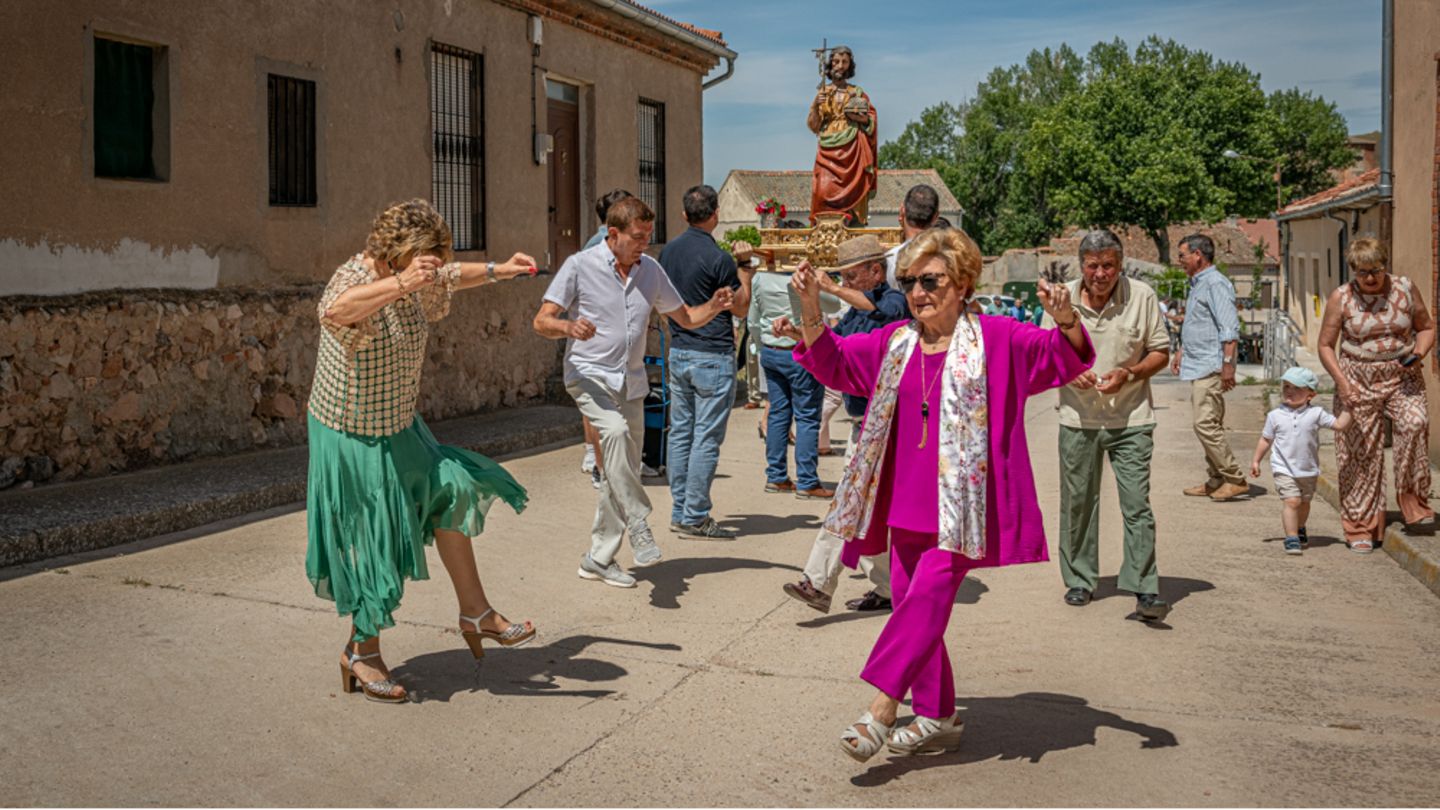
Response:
[1170,233,1248,501]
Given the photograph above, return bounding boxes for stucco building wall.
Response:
[1391,0,1440,458]
[0,0,724,486]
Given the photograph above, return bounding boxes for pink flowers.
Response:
[755,197,786,219]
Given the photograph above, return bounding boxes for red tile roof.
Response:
[624,1,728,46]
[1276,168,1381,218]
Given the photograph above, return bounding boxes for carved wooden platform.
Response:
[757,212,902,270]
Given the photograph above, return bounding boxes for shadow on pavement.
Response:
[852,692,1178,786]
[1091,575,1215,607]
[791,576,988,628]
[722,513,822,537]
[634,556,802,609]
[1260,534,1344,549]
[392,634,682,702]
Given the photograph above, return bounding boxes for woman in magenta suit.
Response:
[782,226,1092,761]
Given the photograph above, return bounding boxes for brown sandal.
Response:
[459,608,536,659]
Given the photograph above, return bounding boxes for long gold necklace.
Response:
[917,337,948,449]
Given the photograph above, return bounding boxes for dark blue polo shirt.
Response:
[658,226,740,354]
[834,282,910,416]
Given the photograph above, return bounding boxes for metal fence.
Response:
[1262,307,1302,382]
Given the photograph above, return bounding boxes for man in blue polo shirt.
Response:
[659,185,755,539]
[782,234,909,614]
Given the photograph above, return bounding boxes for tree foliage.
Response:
[879,37,1357,261]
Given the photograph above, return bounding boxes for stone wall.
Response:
[0,278,561,488]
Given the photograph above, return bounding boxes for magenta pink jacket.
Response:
[794,316,1094,569]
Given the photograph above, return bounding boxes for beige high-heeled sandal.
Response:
[887,712,964,755]
[458,608,536,659]
[340,649,408,704]
[840,711,896,763]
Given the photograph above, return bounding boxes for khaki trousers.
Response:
[1191,374,1244,486]
[567,377,652,566]
[801,421,890,597]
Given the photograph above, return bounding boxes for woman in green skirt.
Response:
[307,198,538,703]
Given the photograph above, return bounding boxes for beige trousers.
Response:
[1191,373,1244,486]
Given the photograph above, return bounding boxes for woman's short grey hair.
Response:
[1079,229,1123,262]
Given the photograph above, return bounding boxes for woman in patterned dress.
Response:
[307,199,539,703]
[1318,237,1436,552]
[783,227,1094,760]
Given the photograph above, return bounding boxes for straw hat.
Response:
[833,235,887,270]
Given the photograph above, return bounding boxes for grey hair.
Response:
[1078,229,1123,262]
[1179,233,1215,264]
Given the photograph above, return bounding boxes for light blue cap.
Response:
[1281,366,1319,390]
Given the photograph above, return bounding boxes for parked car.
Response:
[973,294,1020,317]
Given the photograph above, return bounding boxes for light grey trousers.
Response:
[800,420,891,598]
[567,377,652,566]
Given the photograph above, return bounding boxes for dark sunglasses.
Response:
[896,273,946,294]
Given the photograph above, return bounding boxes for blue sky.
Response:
[649,0,1383,188]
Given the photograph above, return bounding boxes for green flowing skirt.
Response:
[305,413,528,641]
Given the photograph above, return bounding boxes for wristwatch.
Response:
[485,261,497,282]
[1222,356,1236,366]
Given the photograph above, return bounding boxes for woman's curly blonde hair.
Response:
[896,226,982,295]
[1345,236,1387,273]
[365,199,454,267]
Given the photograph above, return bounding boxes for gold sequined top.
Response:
[307,255,460,436]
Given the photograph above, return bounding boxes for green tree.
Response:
[1264,89,1356,207]
[1027,37,1271,264]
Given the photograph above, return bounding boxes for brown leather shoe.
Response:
[1183,482,1220,497]
[797,486,835,500]
[782,579,832,613]
[764,479,795,493]
[1209,481,1249,501]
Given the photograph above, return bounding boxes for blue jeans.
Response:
[667,348,737,525]
[760,346,823,490]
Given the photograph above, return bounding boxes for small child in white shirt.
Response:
[1250,367,1352,554]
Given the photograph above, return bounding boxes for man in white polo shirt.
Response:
[533,197,733,589]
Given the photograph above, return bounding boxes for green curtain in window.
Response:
[94,38,155,178]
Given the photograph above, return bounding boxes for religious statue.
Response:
[807,45,877,226]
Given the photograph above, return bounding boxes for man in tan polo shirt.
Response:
[1045,230,1173,623]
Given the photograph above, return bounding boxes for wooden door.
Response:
[547,83,581,270]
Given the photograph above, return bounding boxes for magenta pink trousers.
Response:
[859,527,973,718]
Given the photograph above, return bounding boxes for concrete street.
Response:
[2,373,1439,806]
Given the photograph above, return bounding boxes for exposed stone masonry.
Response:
[0,281,561,488]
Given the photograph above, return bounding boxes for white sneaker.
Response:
[577,554,637,588]
[581,445,597,474]
[640,463,662,477]
[630,525,662,567]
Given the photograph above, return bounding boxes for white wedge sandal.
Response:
[840,711,896,763]
[887,712,964,755]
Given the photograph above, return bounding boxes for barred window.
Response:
[267,74,317,206]
[637,99,666,243]
[94,36,168,180]
[430,43,485,251]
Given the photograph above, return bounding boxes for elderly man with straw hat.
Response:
[782,234,910,613]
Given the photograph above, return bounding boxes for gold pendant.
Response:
[918,421,927,450]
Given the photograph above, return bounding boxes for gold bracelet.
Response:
[395,274,408,295]
[802,315,825,329]
[1055,313,1079,330]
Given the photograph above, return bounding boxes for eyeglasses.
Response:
[1352,266,1385,277]
[895,273,947,294]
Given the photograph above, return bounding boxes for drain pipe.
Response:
[1379,0,1394,201]
[1325,209,1350,285]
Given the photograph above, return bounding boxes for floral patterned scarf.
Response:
[822,315,989,558]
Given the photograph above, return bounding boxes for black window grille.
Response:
[430,43,485,251]
[94,37,159,179]
[267,74,317,206]
[638,99,666,243]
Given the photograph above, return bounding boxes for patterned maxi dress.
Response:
[1333,274,1434,541]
